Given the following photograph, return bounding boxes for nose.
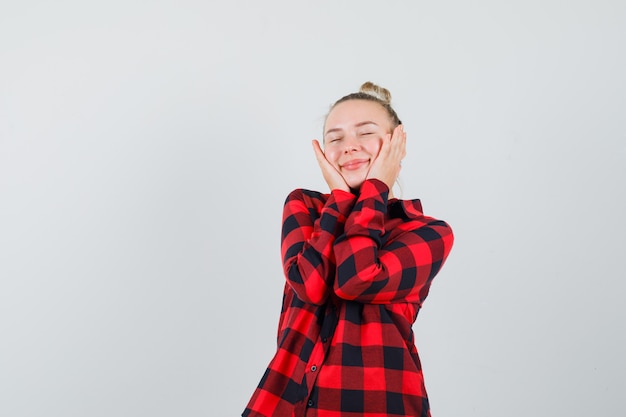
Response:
[343,135,359,153]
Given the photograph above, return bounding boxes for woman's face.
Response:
[323,99,392,190]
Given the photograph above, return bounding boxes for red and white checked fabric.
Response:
[243,179,454,417]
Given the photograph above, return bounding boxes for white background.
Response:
[1,1,624,416]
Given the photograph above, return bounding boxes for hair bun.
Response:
[359,81,392,105]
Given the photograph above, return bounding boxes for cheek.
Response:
[323,148,342,166]
[365,138,383,156]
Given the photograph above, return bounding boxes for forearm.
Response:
[282,188,356,304]
[333,180,454,304]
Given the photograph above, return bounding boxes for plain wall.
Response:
[1,1,624,416]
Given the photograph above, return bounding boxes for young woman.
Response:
[243,82,454,417]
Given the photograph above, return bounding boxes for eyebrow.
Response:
[324,121,379,136]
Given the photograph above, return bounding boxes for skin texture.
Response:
[312,99,406,196]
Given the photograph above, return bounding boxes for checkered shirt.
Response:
[243,179,454,417]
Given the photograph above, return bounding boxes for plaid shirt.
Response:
[243,179,454,417]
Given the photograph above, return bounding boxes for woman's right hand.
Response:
[312,139,350,193]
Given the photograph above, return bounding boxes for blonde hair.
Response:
[327,81,402,127]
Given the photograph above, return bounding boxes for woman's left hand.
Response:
[366,124,406,189]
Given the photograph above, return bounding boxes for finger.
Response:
[400,127,407,159]
[379,133,391,148]
[386,129,401,156]
[313,140,337,172]
[312,139,322,154]
[391,124,403,139]
[391,126,406,156]
[388,127,402,154]
[312,139,327,163]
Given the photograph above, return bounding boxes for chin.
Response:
[340,170,368,192]
[346,178,366,191]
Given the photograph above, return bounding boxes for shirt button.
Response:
[322,337,327,343]
[310,365,317,372]
[307,400,314,407]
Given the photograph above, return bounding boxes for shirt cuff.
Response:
[357,179,390,203]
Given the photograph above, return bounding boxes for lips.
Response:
[341,158,369,171]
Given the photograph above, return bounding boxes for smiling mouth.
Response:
[341,159,369,171]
